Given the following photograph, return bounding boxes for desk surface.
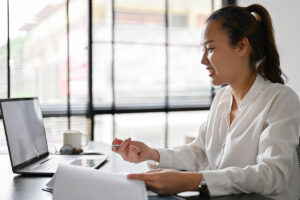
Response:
[0,142,271,200]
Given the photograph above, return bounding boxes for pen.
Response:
[112,145,120,148]
[42,188,53,193]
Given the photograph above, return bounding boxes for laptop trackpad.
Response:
[70,158,105,168]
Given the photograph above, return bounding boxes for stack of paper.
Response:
[49,164,148,200]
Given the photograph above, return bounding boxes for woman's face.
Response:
[200,20,244,86]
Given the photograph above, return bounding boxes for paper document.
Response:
[51,164,148,200]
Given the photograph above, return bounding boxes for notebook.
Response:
[0,97,108,176]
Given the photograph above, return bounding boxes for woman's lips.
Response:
[207,68,215,77]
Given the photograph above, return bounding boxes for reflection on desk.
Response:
[0,142,272,200]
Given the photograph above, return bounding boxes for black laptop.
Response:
[0,97,108,176]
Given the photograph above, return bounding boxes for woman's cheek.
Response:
[207,53,215,64]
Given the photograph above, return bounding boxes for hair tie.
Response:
[246,6,261,22]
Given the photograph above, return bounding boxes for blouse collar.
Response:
[230,73,266,110]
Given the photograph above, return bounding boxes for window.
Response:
[1,0,225,154]
[0,0,8,153]
[92,0,221,146]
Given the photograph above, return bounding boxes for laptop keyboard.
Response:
[31,156,61,171]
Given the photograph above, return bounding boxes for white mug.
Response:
[63,130,88,149]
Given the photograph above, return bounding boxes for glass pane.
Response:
[93,0,112,42]
[0,0,7,99]
[44,117,88,151]
[168,111,209,148]
[168,0,211,45]
[93,0,113,108]
[115,44,165,107]
[115,113,165,148]
[69,0,89,112]
[93,43,113,108]
[94,114,113,144]
[44,117,68,147]
[169,46,211,107]
[115,0,165,43]
[70,116,89,139]
[9,0,67,108]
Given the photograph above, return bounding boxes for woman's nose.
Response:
[201,52,209,65]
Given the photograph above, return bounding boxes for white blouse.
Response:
[156,74,300,200]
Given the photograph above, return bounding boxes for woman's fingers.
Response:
[127,145,141,163]
[112,138,123,152]
[127,172,164,193]
[127,173,155,181]
[147,168,163,173]
[128,169,187,195]
[112,138,147,163]
[119,138,131,152]
[112,138,123,145]
[117,138,131,159]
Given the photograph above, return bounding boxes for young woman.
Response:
[112,4,300,200]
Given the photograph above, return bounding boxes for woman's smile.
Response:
[206,67,215,77]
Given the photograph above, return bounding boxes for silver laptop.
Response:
[0,97,108,176]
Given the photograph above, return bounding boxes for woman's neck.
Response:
[229,71,257,107]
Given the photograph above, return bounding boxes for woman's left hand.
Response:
[127,169,202,195]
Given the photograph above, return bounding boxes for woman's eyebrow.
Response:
[203,40,214,45]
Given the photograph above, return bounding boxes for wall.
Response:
[237,0,300,96]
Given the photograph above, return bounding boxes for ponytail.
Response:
[207,4,285,84]
[246,4,284,84]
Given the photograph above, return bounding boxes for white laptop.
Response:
[0,97,108,176]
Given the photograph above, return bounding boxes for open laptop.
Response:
[0,97,108,176]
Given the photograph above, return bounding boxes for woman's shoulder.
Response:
[262,82,300,122]
[264,82,299,101]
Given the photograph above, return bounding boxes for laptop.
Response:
[0,97,108,176]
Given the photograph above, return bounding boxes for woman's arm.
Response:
[155,121,209,172]
[201,89,300,197]
[127,169,202,195]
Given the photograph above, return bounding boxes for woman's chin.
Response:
[210,78,224,86]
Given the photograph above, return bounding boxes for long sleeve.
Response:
[157,121,209,172]
[153,74,300,200]
[202,87,300,199]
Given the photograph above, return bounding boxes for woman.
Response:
[112,4,300,200]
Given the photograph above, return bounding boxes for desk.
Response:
[0,142,271,200]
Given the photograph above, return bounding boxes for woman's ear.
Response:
[237,37,250,57]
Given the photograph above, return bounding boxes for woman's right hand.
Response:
[112,138,160,164]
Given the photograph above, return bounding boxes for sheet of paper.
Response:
[52,163,148,200]
[46,174,55,190]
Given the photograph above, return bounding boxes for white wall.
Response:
[237,0,300,96]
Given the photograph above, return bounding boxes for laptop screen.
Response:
[1,98,48,167]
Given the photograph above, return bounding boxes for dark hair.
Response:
[206,4,285,84]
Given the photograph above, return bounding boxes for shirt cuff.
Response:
[148,148,173,169]
[201,170,231,197]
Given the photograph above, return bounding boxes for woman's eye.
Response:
[207,48,215,52]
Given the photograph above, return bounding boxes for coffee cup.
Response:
[63,130,88,150]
